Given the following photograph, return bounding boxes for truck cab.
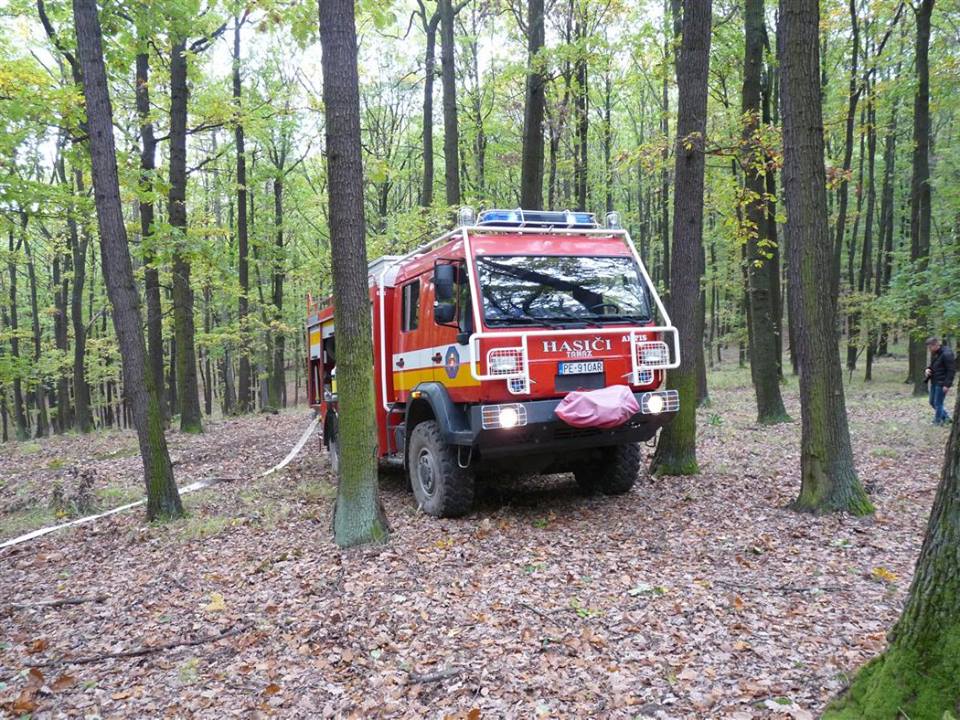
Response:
[308,209,679,517]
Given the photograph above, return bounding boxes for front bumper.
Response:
[453,390,679,458]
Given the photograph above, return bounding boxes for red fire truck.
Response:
[307,209,680,517]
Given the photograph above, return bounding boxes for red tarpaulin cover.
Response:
[555,385,640,429]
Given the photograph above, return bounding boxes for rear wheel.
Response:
[574,443,643,495]
[408,420,474,517]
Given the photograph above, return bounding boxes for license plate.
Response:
[558,360,604,375]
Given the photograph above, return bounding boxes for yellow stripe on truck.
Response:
[392,367,481,391]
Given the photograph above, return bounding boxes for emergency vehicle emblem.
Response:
[444,346,461,379]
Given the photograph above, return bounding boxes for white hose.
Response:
[0,414,319,552]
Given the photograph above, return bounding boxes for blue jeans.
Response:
[929,384,950,424]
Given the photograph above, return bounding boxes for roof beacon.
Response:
[605,211,622,230]
[476,208,598,229]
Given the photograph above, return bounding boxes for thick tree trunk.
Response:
[168,37,203,433]
[73,0,182,519]
[234,16,252,412]
[651,0,712,476]
[778,0,872,515]
[742,0,788,424]
[136,47,168,423]
[439,0,460,206]
[824,397,960,717]
[319,0,390,547]
[519,0,545,209]
[907,1,934,395]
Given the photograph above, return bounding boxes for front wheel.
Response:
[328,432,341,476]
[407,420,474,517]
[574,443,643,495]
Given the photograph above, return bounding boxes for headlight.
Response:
[646,394,665,415]
[490,355,519,373]
[481,404,528,430]
[499,407,520,429]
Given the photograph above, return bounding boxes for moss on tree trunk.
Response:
[650,0,712,477]
[779,0,872,516]
[319,0,389,549]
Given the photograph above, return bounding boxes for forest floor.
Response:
[0,356,949,719]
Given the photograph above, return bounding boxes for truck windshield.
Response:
[475,255,652,326]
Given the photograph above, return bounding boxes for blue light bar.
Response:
[476,209,598,229]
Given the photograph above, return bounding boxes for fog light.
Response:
[481,404,528,429]
[646,394,665,415]
[499,407,520,429]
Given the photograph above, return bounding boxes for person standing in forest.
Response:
[926,337,955,426]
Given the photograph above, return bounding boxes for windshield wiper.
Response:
[544,309,603,328]
[487,316,566,328]
[589,314,651,324]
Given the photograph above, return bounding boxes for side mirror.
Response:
[434,301,456,324]
[434,263,455,302]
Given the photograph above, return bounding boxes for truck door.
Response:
[431,262,478,399]
[393,274,438,397]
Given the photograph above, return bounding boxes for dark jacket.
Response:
[929,345,956,387]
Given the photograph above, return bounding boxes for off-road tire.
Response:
[408,420,474,517]
[574,443,643,495]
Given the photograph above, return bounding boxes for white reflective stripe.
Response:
[392,343,473,371]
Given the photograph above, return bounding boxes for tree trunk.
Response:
[234,16,252,412]
[830,0,861,302]
[874,72,899,360]
[761,62,783,378]
[742,0,788,424]
[907,0,934,395]
[71,169,93,433]
[858,73,877,381]
[136,45,168,423]
[6,230,28,440]
[73,0,182,519]
[203,286,213,415]
[51,218,70,433]
[318,0,389,548]
[439,0,460,206]
[573,10,588,212]
[519,0,545,209]
[650,0,712,476]
[778,0,872,515]
[22,232,49,437]
[824,397,960,716]
[270,176,285,409]
[660,0,671,292]
[168,37,203,433]
[420,10,439,207]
